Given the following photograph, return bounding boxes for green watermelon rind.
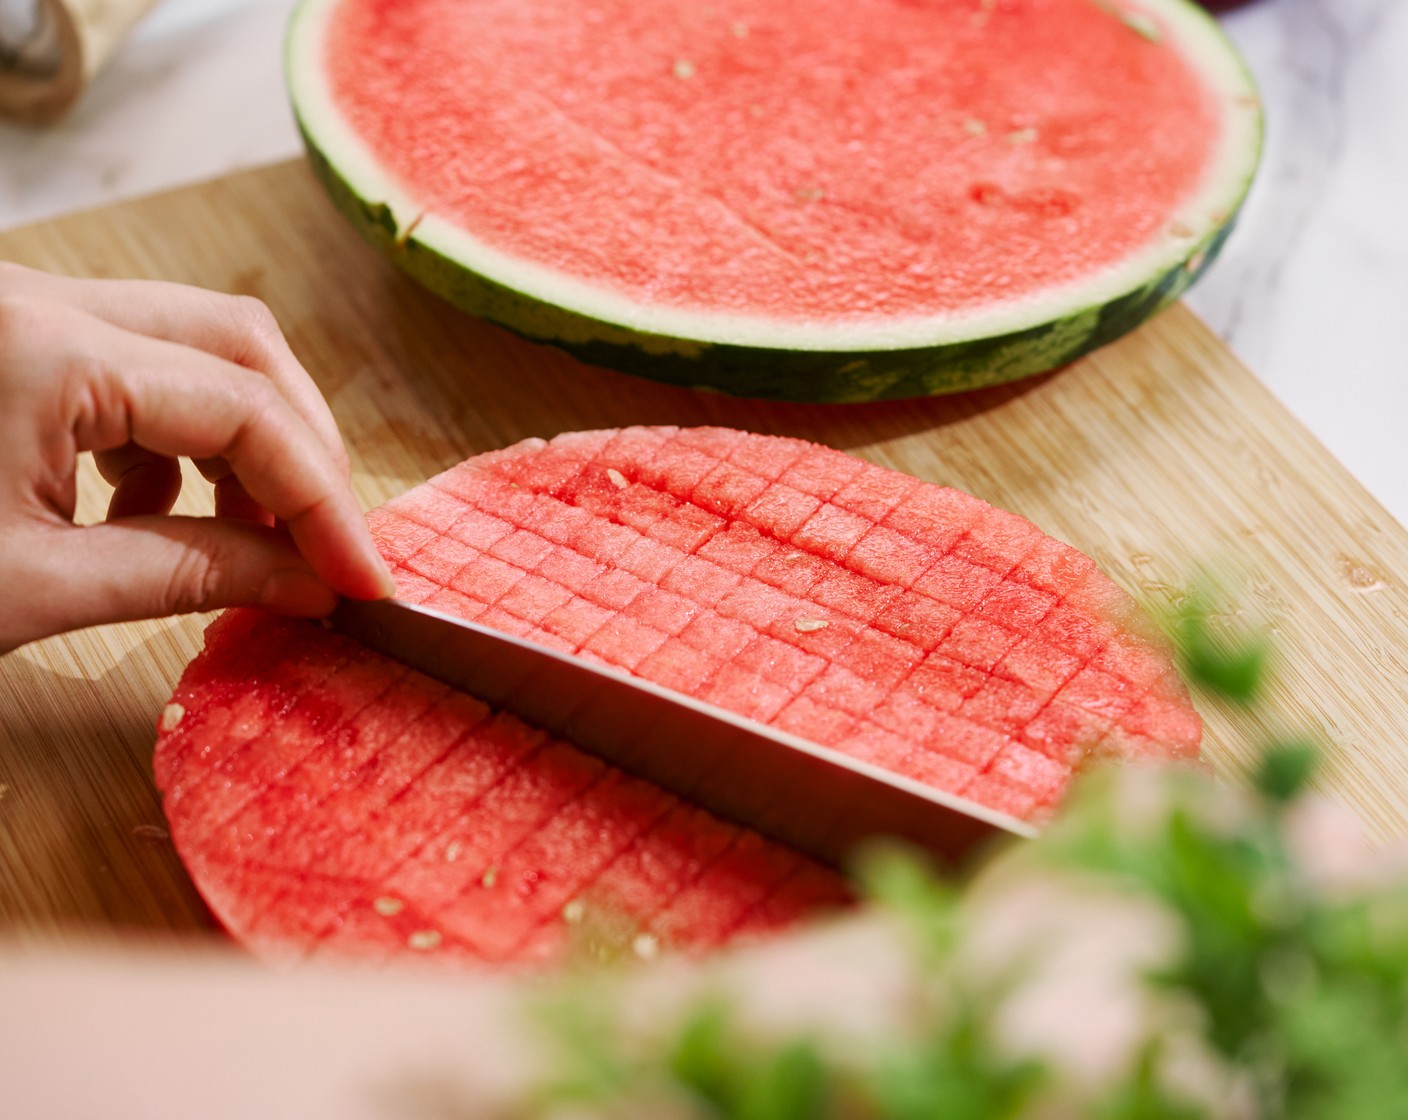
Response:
[286,0,1262,403]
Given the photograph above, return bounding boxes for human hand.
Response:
[0,263,395,654]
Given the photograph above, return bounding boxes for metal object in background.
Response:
[0,0,158,124]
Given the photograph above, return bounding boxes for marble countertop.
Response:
[2,0,1403,529]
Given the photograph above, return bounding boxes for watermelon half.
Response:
[155,428,1199,969]
[285,0,1261,400]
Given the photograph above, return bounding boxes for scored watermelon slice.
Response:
[285,0,1261,400]
[154,428,1199,968]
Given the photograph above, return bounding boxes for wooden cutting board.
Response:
[3,159,1407,942]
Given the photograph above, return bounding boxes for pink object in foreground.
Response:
[154,427,1199,968]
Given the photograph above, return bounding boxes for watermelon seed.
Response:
[784,552,807,562]
[407,929,442,951]
[963,118,987,137]
[632,933,660,960]
[562,899,587,925]
[794,188,825,203]
[730,21,748,38]
[1168,221,1194,240]
[1007,128,1038,146]
[373,896,405,916]
[159,703,186,733]
[445,840,464,862]
[606,468,629,489]
[795,617,830,633]
[672,59,696,80]
[480,864,499,888]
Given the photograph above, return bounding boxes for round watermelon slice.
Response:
[285,0,1261,400]
[154,428,1199,968]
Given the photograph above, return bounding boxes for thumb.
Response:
[1,518,351,653]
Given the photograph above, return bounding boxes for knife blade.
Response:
[328,597,1035,870]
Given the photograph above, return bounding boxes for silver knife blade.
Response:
[328,597,1035,870]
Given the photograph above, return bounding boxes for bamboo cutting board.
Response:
[3,159,1408,942]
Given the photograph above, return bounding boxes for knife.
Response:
[328,598,1035,870]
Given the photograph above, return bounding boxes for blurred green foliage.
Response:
[518,595,1408,1120]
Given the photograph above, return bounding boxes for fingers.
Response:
[0,518,343,655]
[28,300,393,601]
[105,450,273,525]
[0,263,349,475]
[92,326,391,598]
[213,476,275,525]
[95,445,183,519]
[0,266,396,652]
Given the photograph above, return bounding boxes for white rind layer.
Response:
[286,0,1261,353]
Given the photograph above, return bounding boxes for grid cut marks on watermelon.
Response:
[371,427,1199,812]
[156,426,1198,969]
[158,611,841,968]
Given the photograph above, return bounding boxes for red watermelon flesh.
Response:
[154,427,1199,968]
[156,609,845,968]
[321,0,1223,323]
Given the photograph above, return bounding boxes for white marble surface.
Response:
[1,0,1404,528]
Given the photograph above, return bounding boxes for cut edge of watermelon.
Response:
[286,1,1262,400]
[288,0,1259,353]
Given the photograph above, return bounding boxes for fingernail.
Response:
[361,546,397,598]
[261,570,339,617]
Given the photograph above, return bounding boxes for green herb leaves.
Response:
[1173,585,1270,706]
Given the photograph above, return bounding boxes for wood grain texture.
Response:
[3,159,1407,942]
